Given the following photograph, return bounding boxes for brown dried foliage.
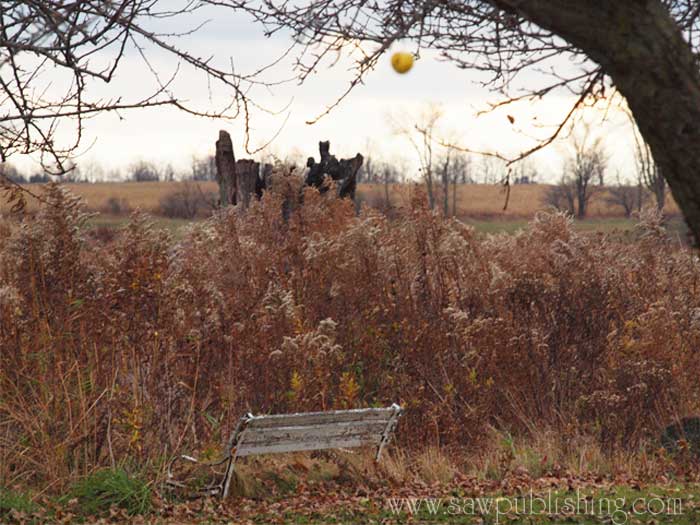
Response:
[1,182,699,491]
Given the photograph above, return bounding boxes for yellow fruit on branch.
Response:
[391,51,414,74]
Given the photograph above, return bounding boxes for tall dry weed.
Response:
[1,183,699,491]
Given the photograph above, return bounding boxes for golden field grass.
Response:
[362,182,681,218]
[2,180,681,218]
[2,181,218,214]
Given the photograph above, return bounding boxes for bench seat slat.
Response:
[245,407,396,429]
[237,434,382,456]
[240,420,388,446]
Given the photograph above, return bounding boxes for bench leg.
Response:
[376,405,403,461]
[221,454,237,499]
[220,414,251,498]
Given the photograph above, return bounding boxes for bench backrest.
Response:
[229,404,402,458]
[220,404,402,498]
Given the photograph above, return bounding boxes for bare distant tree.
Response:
[61,161,87,183]
[128,160,161,183]
[0,163,26,183]
[379,161,403,209]
[257,147,305,176]
[438,150,451,216]
[545,180,576,216]
[511,159,538,184]
[546,130,606,218]
[79,160,107,183]
[437,149,471,216]
[633,129,666,211]
[605,174,647,218]
[450,152,470,216]
[28,172,51,184]
[357,155,378,184]
[159,181,216,219]
[388,104,443,209]
[191,155,217,182]
[478,156,506,185]
[356,139,379,184]
[568,131,606,218]
[355,157,402,211]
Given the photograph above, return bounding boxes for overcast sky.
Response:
[14,5,639,183]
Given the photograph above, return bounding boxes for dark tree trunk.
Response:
[498,0,700,242]
[425,171,435,210]
[653,169,667,211]
[576,177,589,218]
[577,193,586,219]
[215,130,237,207]
[452,179,457,216]
[384,172,391,209]
[636,182,644,212]
[441,157,450,216]
[235,159,260,209]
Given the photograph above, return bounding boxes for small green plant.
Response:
[67,468,151,517]
[0,488,37,517]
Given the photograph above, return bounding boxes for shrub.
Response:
[157,182,215,219]
[66,468,151,517]
[102,196,131,215]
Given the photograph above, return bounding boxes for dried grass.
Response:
[0,180,698,494]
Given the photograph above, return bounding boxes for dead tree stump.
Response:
[214,133,363,213]
[304,141,363,200]
[215,130,237,206]
[235,159,259,209]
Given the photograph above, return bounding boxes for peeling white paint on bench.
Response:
[166,404,403,498]
[238,421,388,448]
[244,407,399,429]
[237,435,383,456]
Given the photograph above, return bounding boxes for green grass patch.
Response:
[86,214,193,233]
[0,488,37,518]
[83,213,688,245]
[465,218,530,235]
[466,216,687,241]
[65,467,152,517]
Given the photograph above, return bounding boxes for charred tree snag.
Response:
[215,135,362,213]
[215,130,274,209]
[337,154,363,201]
[257,163,274,200]
[215,130,237,207]
[304,141,363,200]
[235,159,260,209]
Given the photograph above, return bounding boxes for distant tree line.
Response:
[1,136,667,222]
[544,125,667,219]
[0,156,216,185]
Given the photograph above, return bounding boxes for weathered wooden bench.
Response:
[167,404,403,498]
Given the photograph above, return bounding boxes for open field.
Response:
[1,180,681,218]
[4,181,687,242]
